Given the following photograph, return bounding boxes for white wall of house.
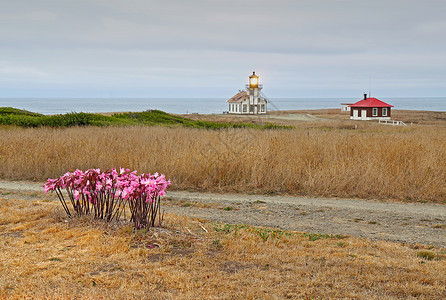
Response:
[228,103,243,114]
[228,98,267,114]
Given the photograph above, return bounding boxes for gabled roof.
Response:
[227,91,248,103]
[349,97,393,108]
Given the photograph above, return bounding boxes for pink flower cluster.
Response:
[44,168,170,203]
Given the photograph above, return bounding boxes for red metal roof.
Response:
[349,97,393,108]
[227,91,248,103]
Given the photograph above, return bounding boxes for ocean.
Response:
[0,97,445,115]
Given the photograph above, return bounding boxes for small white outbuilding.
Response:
[341,103,353,112]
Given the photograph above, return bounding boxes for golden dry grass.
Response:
[1,122,446,202]
[1,197,445,299]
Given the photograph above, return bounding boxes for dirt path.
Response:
[1,180,445,248]
[222,113,323,121]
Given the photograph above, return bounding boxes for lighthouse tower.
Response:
[226,71,267,114]
[246,72,263,114]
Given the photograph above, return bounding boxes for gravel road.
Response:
[1,180,445,248]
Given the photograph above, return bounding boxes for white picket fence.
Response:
[378,119,408,126]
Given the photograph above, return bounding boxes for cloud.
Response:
[0,0,445,97]
[0,61,48,78]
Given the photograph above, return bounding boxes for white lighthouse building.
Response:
[226,72,268,114]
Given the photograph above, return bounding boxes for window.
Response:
[261,104,265,112]
[243,104,247,112]
[250,105,254,112]
[372,108,378,116]
[382,107,388,116]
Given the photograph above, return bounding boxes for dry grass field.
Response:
[1,197,445,299]
[1,110,446,298]
[1,114,445,203]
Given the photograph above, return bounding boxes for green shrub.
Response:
[0,107,292,130]
[0,107,43,117]
[417,250,436,260]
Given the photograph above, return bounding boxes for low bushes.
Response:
[0,107,291,129]
[0,112,113,127]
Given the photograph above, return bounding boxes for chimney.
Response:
[364,93,367,100]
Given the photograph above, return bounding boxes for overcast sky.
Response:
[1,0,445,98]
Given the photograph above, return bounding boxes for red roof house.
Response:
[349,94,393,120]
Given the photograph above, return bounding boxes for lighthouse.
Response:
[226,72,267,114]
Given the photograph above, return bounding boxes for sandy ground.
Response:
[220,113,323,121]
[1,180,445,248]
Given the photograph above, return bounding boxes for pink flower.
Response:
[95,182,103,191]
[43,168,170,206]
[43,179,57,193]
[73,190,81,200]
